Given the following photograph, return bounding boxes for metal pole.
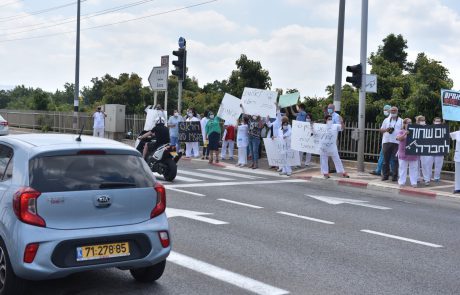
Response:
[333,0,346,112]
[73,0,80,130]
[357,0,368,172]
[177,81,183,113]
[154,91,158,106]
[164,91,168,112]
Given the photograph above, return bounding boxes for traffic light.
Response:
[346,64,362,88]
[172,48,186,81]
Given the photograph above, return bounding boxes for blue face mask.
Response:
[327,109,333,114]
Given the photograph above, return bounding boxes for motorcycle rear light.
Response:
[13,187,46,227]
[158,231,170,248]
[151,182,166,218]
[24,243,39,263]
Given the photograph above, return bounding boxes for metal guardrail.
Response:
[0,109,455,170]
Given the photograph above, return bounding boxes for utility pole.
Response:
[333,0,346,112]
[73,0,81,130]
[357,0,368,172]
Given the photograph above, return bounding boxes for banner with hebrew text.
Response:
[241,87,277,118]
[290,121,339,155]
[405,124,450,155]
[263,138,300,166]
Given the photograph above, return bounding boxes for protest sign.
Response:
[144,108,167,130]
[241,87,277,118]
[290,121,338,155]
[217,93,241,125]
[441,89,460,121]
[178,121,203,142]
[278,92,300,108]
[263,138,300,166]
[405,124,450,156]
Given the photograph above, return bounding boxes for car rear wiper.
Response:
[99,182,137,189]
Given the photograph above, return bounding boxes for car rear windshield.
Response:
[29,154,156,192]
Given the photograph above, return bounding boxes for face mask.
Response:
[174,112,178,117]
[209,115,214,119]
[434,121,441,125]
[391,113,397,118]
[327,120,332,125]
[187,112,193,117]
[327,109,333,114]
[383,111,389,116]
[306,119,311,123]
[283,125,288,130]
[252,116,257,120]
[419,121,426,125]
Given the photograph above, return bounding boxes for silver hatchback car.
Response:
[0,134,170,295]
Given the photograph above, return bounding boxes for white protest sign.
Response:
[241,87,277,118]
[291,120,339,155]
[144,108,167,131]
[217,93,241,125]
[263,138,300,166]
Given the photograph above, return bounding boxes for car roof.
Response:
[0,134,139,157]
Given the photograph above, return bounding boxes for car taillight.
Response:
[151,182,166,218]
[0,121,7,126]
[158,231,170,248]
[13,187,46,227]
[24,243,39,263]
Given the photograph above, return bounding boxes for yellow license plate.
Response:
[76,242,130,261]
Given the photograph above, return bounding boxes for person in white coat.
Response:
[428,117,445,182]
[185,109,200,158]
[266,105,283,171]
[451,129,460,194]
[200,110,210,160]
[279,116,293,176]
[236,117,249,167]
[320,114,349,179]
[417,115,431,186]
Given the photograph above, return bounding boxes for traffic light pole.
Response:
[357,0,368,172]
[333,0,346,112]
[178,81,183,113]
[73,0,80,130]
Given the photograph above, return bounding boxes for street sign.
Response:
[161,55,169,67]
[365,74,377,93]
[178,37,186,49]
[148,66,168,91]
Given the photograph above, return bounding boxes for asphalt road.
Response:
[24,158,460,295]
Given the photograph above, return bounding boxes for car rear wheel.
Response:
[130,260,166,283]
[0,240,27,295]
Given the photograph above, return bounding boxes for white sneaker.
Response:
[424,181,430,186]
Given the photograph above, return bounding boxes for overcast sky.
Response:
[0,0,459,98]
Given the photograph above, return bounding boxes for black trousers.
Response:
[382,143,399,179]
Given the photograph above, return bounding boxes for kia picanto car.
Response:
[0,134,170,295]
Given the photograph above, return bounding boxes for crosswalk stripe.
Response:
[223,166,284,177]
[178,170,234,181]
[153,173,202,183]
[197,169,263,179]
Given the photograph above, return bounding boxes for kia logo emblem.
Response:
[95,195,111,207]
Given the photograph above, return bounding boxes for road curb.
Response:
[399,187,437,198]
[337,179,368,188]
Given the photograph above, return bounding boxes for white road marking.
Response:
[179,170,234,181]
[218,199,263,209]
[307,195,392,210]
[360,230,443,248]
[277,211,335,225]
[168,251,290,295]
[165,179,305,189]
[167,188,206,197]
[223,166,284,177]
[166,208,228,225]
[153,173,203,183]
[198,168,264,179]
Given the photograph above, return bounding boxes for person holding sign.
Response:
[185,108,200,158]
[279,116,293,176]
[429,117,445,182]
[236,117,249,167]
[241,104,264,169]
[205,111,222,164]
[380,106,402,181]
[221,122,236,160]
[200,110,210,160]
[450,129,460,194]
[320,115,349,179]
[416,115,432,186]
[396,118,419,188]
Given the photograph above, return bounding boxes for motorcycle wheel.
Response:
[163,158,177,181]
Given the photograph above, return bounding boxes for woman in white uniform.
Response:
[320,114,349,179]
[236,117,249,167]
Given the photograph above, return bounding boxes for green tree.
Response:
[374,33,409,70]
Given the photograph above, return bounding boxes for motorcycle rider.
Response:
[139,117,170,160]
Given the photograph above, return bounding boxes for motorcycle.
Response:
[135,132,181,182]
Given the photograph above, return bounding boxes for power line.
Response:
[0,0,86,22]
[0,0,155,36]
[0,0,218,44]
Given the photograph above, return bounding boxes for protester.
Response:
[167,110,183,152]
[326,103,343,173]
[396,118,419,188]
[428,117,445,182]
[185,108,200,158]
[416,115,431,186]
[370,104,395,176]
[241,105,264,169]
[380,106,402,181]
[221,122,236,160]
[205,111,222,164]
[450,129,460,193]
[200,110,210,160]
[290,103,311,167]
[236,117,249,167]
[92,106,106,137]
[320,114,349,179]
[266,104,283,171]
[279,116,293,176]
